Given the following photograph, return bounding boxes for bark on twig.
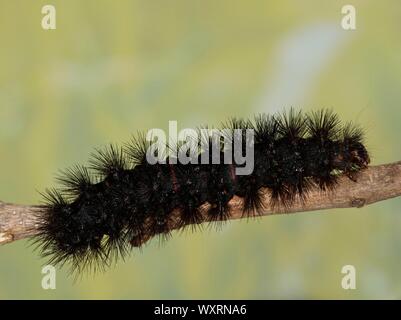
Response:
[1,161,401,246]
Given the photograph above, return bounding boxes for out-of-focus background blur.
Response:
[0,0,400,299]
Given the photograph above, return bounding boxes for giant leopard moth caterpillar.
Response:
[33,109,370,274]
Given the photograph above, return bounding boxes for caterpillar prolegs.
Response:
[33,109,370,273]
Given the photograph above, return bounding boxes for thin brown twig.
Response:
[1,161,400,246]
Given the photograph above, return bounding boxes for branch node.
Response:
[351,198,366,208]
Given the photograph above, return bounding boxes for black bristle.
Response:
[90,144,127,177]
[125,132,151,166]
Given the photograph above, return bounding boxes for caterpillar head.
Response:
[332,140,370,172]
[348,141,370,168]
[335,123,370,170]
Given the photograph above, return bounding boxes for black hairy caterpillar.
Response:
[33,109,370,274]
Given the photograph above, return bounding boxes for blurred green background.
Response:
[0,0,401,299]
